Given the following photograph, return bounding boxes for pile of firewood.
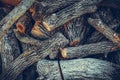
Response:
[0,0,120,80]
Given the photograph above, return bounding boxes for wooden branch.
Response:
[42,0,102,31]
[60,41,119,59]
[31,0,79,21]
[0,0,35,41]
[14,29,40,45]
[87,8,120,43]
[16,11,34,35]
[64,16,90,46]
[37,58,120,80]
[30,0,101,39]
[88,18,120,47]
[0,32,69,80]
[0,28,21,72]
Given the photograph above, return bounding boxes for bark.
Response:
[37,58,120,80]
[42,0,101,31]
[88,18,120,47]
[0,27,21,73]
[0,0,35,41]
[14,29,40,45]
[87,7,120,43]
[0,32,69,80]
[60,41,119,59]
[16,11,34,35]
[32,0,80,21]
[64,16,90,46]
[30,0,101,39]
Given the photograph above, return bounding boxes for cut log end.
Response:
[31,25,43,38]
[42,21,52,31]
[60,48,67,58]
[70,40,80,46]
[16,23,25,34]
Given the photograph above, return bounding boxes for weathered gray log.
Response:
[0,28,21,72]
[88,18,120,47]
[14,29,40,45]
[87,8,120,43]
[37,58,120,80]
[42,0,102,31]
[31,0,101,39]
[0,32,69,80]
[0,7,22,80]
[32,0,80,21]
[60,41,119,59]
[64,16,90,46]
[0,0,35,41]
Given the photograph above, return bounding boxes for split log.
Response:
[42,0,102,31]
[60,41,119,59]
[16,11,34,35]
[64,16,90,46]
[88,18,120,47]
[37,58,120,80]
[87,7,120,43]
[0,0,35,41]
[0,32,68,80]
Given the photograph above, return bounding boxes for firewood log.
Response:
[60,41,119,59]
[31,0,102,39]
[0,0,35,41]
[64,16,90,46]
[42,0,100,31]
[16,11,34,35]
[37,58,120,80]
[87,7,120,43]
[0,32,69,80]
[88,18,120,47]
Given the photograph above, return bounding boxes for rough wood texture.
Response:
[32,0,79,21]
[37,58,120,80]
[88,18,120,47]
[16,11,34,35]
[87,8,120,43]
[0,0,35,41]
[37,59,62,80]
[60,41,119,59]
[0,33,69,80]
[42,0,101,31]
[64,16,90,46]
[14,29,40,45]
[0,28,21,72]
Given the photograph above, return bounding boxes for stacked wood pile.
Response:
[0,0,120,80]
